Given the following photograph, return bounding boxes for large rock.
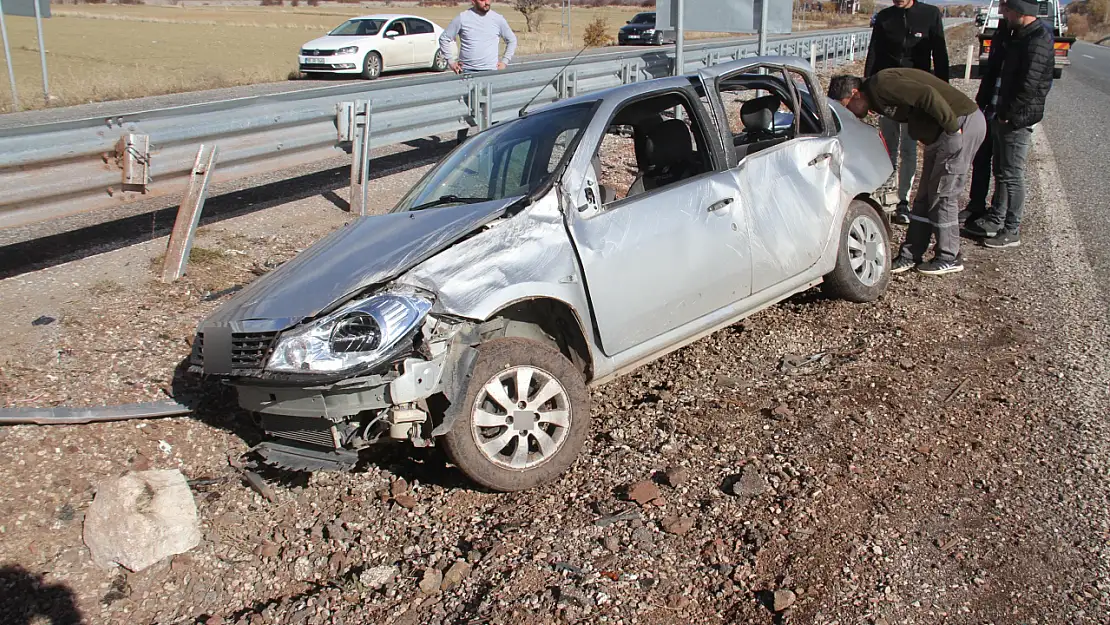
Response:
[83,469,201,572]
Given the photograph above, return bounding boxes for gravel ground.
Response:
[4,23,1107,625]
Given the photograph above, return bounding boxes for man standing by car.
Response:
[830,68,986,276]
[439,0,517,144]
[963,0,1054,249]
[865,0,950,225]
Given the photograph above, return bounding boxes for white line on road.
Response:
[1083,54,1096,59]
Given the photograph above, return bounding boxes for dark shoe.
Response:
[958,208,984,226]
[964,219,999,238]
[891,256,918,274]
[916,258,964,275]
[891,202,911,225]
[983,230,1021,248]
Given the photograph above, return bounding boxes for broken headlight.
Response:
[266,288,433,374]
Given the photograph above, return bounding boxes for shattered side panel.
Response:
[566,171,751,356]
[395,191,595,333]
[738,137,844,294]
[829,101,895,198]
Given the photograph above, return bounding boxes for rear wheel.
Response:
[652,31,663,46]
[823,199,891,303]
[441,337,591,492]
[432,49,449,72]
[361,51,382,80]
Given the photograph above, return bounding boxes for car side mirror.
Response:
[626,20,631,23]
[385,31,398,38]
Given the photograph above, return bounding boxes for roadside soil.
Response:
[2,23,1107,625]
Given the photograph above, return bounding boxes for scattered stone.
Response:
[660,515,695,536]
[390,478,409,498]
[627,480,663,506]
[293,556,314,581]
[730,466,770,498]
[667,594,691,610]
[259,541,280,559]
[663,466,689,487]
[419,567,443,594]
[360,565,398,590]
[441,560,472,590]
[83,469,201,572]
[773,589,797,612]
[771,403,794,419]
[899,359,916,371]
[242,471,277,503]
[602,535,620,552]
[558,586,591,608]
[31,315,55,327]
[393,494,418,509]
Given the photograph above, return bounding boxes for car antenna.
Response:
[519,45,590,118]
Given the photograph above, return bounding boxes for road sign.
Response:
[1,0,50,19]
[655,0,791,34]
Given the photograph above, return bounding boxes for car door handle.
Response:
[707,197,734,212]
[808,152,833,167]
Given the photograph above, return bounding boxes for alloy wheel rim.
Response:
[470,365,571,470]
[847,214,885,286]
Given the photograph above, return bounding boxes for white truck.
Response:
[977,0,1073,79]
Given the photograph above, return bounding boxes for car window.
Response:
[631,13,655,24]
[386,20,407,36]
[708,66,825,163]
[405,18,435,35]
[593,93,712,206]
[391,102,596,212]
[329,19,385,36]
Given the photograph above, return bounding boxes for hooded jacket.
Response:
[975,18,1054,128]
[865,1,950,81]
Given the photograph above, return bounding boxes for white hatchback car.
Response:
[298,14,456,80]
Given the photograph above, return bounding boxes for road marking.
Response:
[1083,54,1096,59]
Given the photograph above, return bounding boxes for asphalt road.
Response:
[1041,41,1110,308]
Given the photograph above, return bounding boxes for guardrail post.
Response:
[809,40,817,68]
[117,133,150,192]
[965,44,975,79]
[161,144,218,283]
[348,100,372,216]
[823,37,830,70]
[479,84,493,131]
[849,34,856,62]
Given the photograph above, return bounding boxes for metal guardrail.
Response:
[0,29,873,231]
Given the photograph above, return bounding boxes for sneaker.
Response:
[983,230,1021,248]
[891,201,911,225]
[963,219,999,238]
[891,256,918,274]
[958,208,983,226]
[916,258,964,275]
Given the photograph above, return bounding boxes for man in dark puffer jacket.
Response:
[964,0,1054,248]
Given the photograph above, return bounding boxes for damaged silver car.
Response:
[190,57,895,491]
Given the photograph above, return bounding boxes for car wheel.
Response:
[432,49,449,72]
[823,199,891,303]
[653,31,663,46]
[441,337,591,492]
[361,51,382,80]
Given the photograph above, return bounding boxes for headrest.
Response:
[641,118,693,169]
[740,94,782,132]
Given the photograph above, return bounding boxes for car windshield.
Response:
[631,13,655,24]
[392,102,596,212]
[329,19,385,36]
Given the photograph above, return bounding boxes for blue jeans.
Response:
[980,118,1034,234]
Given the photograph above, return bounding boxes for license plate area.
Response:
[304,57,326,64]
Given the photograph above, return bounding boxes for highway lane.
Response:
[0,26,867,131]
[1040,41,1110,307]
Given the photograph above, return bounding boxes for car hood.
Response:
[197,198,521,334]
[301,35,374,50]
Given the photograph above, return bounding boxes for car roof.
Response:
[350,14,431,21]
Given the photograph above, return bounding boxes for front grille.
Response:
[190,331,278,372]
[262,414,338,449]
[300,48,338,56]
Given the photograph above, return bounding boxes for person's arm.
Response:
[931,9,950,81]
[864,21,880,78]
[439,14,462,65]
[498,14,517,66]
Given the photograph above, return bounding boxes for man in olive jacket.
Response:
[963,0,1054,249]
[865,0,950,225]
[830,68,986,275]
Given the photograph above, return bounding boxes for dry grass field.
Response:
[0,3,866,112]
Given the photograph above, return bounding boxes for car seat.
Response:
[734,94,791,160]
[626,118,700,197]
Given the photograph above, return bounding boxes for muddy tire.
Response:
[823,199,891,303]
[441,337,590,492]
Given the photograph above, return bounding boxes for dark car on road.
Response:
[618,11,674,46]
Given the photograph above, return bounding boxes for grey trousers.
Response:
[879,116,917,205]
[979,118,1035,234]
[898,109,988,263]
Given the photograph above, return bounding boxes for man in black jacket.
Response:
[865,0,950,226]
[964,0,1054,248]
